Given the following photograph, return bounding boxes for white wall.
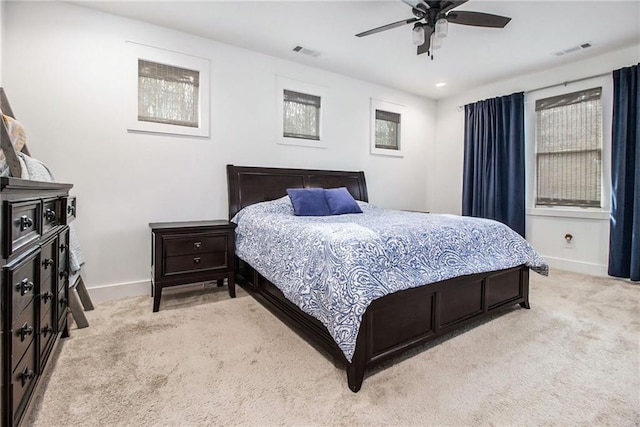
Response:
[2,2,436,300]
[433,44,640,277]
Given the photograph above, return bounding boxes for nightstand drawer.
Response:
[163,233,228,257]
[164,251,227,275]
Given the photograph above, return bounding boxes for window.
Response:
[283,90,320,140]
[375,110,401,150]
[138,60,199,128]
[127,42,210,137]
[370,98,403,157]
[535,87,602,207]
[276,77,326,148]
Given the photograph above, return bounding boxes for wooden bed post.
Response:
[347,317,368,392]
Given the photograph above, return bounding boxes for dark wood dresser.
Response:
[149,220,236,312]
[0,177,74,427]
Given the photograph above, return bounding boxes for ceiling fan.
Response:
[355,0,511,59]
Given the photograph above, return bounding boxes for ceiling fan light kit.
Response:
[356,0,511,60]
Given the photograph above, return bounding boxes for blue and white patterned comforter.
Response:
[232,197,548,361]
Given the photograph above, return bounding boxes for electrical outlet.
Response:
[564,233,574,249]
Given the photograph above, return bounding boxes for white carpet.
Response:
[28,270,639,426]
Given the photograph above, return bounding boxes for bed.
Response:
[227,164,547,392]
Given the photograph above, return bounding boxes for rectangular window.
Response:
[535,87,602,208]
[375,110,400,150]
[283,90,321,140]
[138,60,200,128]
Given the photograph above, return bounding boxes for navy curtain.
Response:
[609,64,639,282]
[462,92,525,237]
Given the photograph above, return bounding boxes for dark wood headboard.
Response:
[226,164,368,219]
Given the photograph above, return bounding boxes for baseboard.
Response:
[543,256,609,277]
[87,280,151,304]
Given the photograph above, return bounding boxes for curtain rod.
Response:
[456,71,612,111]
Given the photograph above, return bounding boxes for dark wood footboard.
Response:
[236,258,530,392]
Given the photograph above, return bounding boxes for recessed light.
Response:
[435,82,446,87]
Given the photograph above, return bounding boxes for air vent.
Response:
[292,45,320,58]
[554,42,592,57]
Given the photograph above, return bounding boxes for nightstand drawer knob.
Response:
[193,257,201,264]
[194,242,202,249]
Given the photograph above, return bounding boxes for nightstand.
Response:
[149,220,236,312]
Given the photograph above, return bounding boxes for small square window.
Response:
[375,110,401,150]
[138,60,200,128]
[277,76,327,149]
[283,90,321,140]
[370,99,403,157]
[127,42,210,138]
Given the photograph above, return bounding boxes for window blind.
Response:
[138,59,200,128]
[283,90,321,140]
[375,109,400,149]
[535,87,602,207]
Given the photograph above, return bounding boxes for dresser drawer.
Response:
[65,196,77,224]
[163,233,228,257]
[40,306,56,363]
[164,251,228,275]
[59,231,70,283]
[40,238,57,282]
[42,198,61,235]
[11,302,37,372]
[4,199,41,257]
[40,276,55,318]
[58,285,68,328]
[11,341,37,423]
[8,250,39,316]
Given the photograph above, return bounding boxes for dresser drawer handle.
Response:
[194,242,202,249]
[193,257,201,264]
[67,205,75,215]
[19,215,34,231]
[42,325,54,338]
[17,279,34,296]
[42,291,54,303]
[45,208,57,222]
[20,367,35,386]
[43,258,54,269]
[59,297,68,307]
[18,323,34,341]
[59,271,69,280]
[60,243,68,253]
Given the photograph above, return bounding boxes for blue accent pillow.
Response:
[324,187,363,215]
[286,188,331,216]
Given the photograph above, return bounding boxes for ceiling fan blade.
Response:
[447,11,511,28]
[417,26,433,55]
[356,17,419,37]
[438,1,469,15]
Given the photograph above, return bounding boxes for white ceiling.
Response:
[76,0,640,99]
